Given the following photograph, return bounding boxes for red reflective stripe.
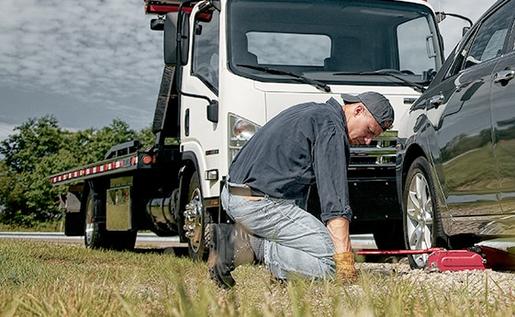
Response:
[147,4,179,14]
[52,155,140,184]
[145,2,195,15]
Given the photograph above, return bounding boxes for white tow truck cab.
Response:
[51,0,444,256]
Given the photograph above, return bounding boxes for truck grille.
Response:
[349,130,397,168]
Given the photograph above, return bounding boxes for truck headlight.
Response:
[228,114,261,162]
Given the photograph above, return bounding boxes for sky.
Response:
[0,0,497,142]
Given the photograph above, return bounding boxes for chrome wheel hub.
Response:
[406,172,434,268]
[85,198,94,245]
[183,188,203,252]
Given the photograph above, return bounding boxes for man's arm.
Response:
[313,125,353,224]
[312,125,357,280]
[327,217,357,281]
[326,217,352,253]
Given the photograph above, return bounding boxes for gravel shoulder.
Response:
[358,261,515,304]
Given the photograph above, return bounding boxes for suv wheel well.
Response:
[402,144,427,189]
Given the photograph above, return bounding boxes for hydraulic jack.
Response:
[356,244,515,272]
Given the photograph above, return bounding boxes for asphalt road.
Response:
[0,232,377,250]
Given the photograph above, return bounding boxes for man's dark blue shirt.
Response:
[229,97,352,223]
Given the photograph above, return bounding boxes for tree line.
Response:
[0,115,154,226]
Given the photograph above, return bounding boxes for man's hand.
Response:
[327,217,357,282]
[334,252,357,281]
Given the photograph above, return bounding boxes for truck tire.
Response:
[183,171,210,261]
[402,157,448,268]
[84,189,108,249]
[84,188,137,251]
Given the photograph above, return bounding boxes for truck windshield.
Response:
[227,0,441,86]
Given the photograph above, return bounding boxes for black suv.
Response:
[396,0,515,268]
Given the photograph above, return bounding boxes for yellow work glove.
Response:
[334,252,358,282]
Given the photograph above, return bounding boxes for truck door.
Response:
[180,7,221,197]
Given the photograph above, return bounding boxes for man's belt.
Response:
[227,184,265,197]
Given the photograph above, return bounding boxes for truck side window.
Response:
[192,10,220,92]
[397,16,435,74]
[462,3,513,70]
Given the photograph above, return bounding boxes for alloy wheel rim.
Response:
[406,171,434,267]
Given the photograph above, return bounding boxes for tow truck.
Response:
[50,0,445,258]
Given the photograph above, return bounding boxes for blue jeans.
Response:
[221,184,335,280]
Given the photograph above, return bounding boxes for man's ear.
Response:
[354,103,365,116]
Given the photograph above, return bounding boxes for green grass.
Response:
[0,220,63,232]
[0,240,513,317]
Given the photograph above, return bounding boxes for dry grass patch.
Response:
[0,240,513,316]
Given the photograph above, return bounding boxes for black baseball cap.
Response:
[341,92,394,131]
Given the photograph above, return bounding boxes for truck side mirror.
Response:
[435,12,446,23]
[163,13,178,65]
[164,12,190,65]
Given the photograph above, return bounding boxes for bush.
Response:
[0,116,152,226]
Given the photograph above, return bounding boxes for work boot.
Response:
[207,223,255,289]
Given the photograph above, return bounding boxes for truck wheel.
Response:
[84,188,137,251]
[183,171,210,261]
[84,189,108,249]
[403,157,447,268]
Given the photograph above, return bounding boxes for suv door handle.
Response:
[428,94,445,108]
[493,70,515,84]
